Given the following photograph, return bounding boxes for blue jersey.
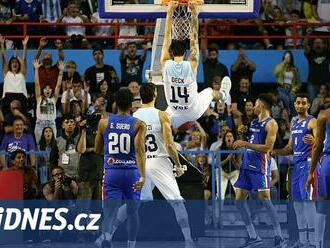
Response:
[291,115,314,164]
[241,117,272,175]
[323,123,330,154]
[103,114,137,169]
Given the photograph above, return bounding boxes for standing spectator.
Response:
[57,115,80,180]
[230,48,256,86]
[201,45,229,87]
[273,51,301,115]
[119,42,147,86]
[14,0,42,22]
[311,84,329,115]
[34,37,64,92]
[84,47,118,94]
[3,100,29,134]
[0,116,36,169]
[304,36,330,98]
[76,98,104,200]
[1,36,28,117]
[231,75,256,115]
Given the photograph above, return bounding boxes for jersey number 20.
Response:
[170,86,189,103]
[108,133,130,154]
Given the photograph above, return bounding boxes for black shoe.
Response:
[239,236,263,248]
[101,239,113,248]
[275,236,288,248]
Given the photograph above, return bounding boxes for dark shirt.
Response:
[231,90,256,113]
[84,64,118,94]
[63,71,81,84]
[15,0,42,22]
[230,63,255,87]
[203,59,229,86]
[305,50,330,85]
[120,54,145,85]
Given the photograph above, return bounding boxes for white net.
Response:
[171,6,192,40]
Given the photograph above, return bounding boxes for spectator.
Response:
[0,116,36,169]
[285,10,304,49]
[304,36,330,98]
[230,48,256,86]
[58,2,89,48]
[42,165,78,200]
[1,36,28,117]
[76,99,104,200]
[202,45,229,87]
[91,10,113,47]
[270,91,287,120]
[311,84,329,115]
[34,59,64,143]
[215,102,234,129]
[61,80,91,115]
[184,122,207,150]
[231,75,256,116]
[209,124,231,152]
[70,100,84,126]
[7,149,40,199]
[219,130,240,200]
[34,37,64,92]
[3,100,29,134]
[313,0,330,32]
[13,0,42,22]
[62,60,83,91]
[57,115,80,179]
[119,42,147,85]
[234,99,256,129]
[41,0,61,23]
[0,0,13,23]
[195,153,212,200]
[128,81,141,102]
[198,107,220,147]
[273,51,301,115]
[84,47,118,94]
[94,79,114,113]
[116,18,146,46]
[302,0,319,23]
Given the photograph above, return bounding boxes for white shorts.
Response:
[141,157,183,200]
[166,87,213,128]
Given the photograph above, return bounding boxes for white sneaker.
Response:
[219,76,232,102]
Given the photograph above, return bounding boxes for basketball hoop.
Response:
[161,0,203,41]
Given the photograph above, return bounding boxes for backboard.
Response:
[98,0,261,19]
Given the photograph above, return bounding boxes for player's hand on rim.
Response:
[133,177,145,192]
[175,164,184,177]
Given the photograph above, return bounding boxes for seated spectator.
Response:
[91,10,113,47]
[195,154,212,200]
[43,165,78,200]
[57,115,80,180]
[34,59,64,143]
[94,79,114,113]
[271,91,286,120]
[231,75,256,116]
[41,0,61,23]
[1,36,29,117]
[285,10,304,49]
[58,2,89,48]
[311,84,329,115]
[302,0,319,23]
[198,107,220,147]
[70,100,84,126]
[273,51,301,116]
[0,116,36,169]
[116,18,146,46]
[275,118,290,149]
[219,130,240,200]
[84,47,118,94]
[34,37,64,92]
[14,0,42,22]
[0,0,13,24]
[3,100,29,134]
[62,60,83,91]
[209,124,231,152]
[128,81,141,102]
[234,99,256,130]
[7,149,40,199]
[230,48,256,86]
[120,42,147,86]
[61,80,91,115]
[214,102,234,130]
[201,44,229,87]
[184,122,207,150]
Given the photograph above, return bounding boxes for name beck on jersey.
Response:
[171,77,185,84]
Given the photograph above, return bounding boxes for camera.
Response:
[62,176,73,187]
[85,112,101,129]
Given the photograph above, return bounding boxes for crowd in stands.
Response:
[0,0,329,204]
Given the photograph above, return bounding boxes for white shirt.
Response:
[62,16,85,36]
[283,71,294,85]
[61,89,91,105]
[91,12,112,36]
[36,97,57,121]
[3,71,27,97]
[316,0,330,32]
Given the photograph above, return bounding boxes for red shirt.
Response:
[38,65,59,90]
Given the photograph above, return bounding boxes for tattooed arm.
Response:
[189,4,199,74]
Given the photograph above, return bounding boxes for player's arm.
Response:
[160,111,184,177]
[273,126,293,156]
[160,1,177,68]
[94,118,107,154]
[189,4,199,73]
[305,117,317,145]
[133,119,147,190]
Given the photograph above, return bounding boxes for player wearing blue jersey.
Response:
[233,94,287,248]
[306,108,330,248]
[94,88,146,248]
[160,1,231,128]
[273,94,318,247]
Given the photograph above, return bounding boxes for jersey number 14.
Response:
[170,86,189,103]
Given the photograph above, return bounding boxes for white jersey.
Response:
[133,107,168,158]
[163,60,198,112]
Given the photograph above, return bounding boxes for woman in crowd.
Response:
[0,36,29,116]
[95,79,114,113]
[196,153,212,201]
[34,59,64,143]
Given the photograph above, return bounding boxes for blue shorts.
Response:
[234,169,271,192]
[102,168,140,200]
[291,162,310,200]
[318,154,330,198]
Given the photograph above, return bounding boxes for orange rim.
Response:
[161,0,204,6]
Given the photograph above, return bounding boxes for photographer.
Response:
[43,165,78,200]
[76,96,105,200]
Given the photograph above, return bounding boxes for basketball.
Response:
[177,121,194,132]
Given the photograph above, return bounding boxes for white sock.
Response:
[246,224,257,239]
[104,232,111,241]
[294,202,308,243]
[304,202,316,245]
[315,214,326,248]
[127,240,136,248]
[182,227,192,241]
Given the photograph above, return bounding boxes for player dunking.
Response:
[160,1,231,128]
[94,88,146,248]
[273,94,318,247]
[306,108,330,248]
[233,94,287,248]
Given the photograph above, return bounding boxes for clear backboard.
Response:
[98,0,261,19]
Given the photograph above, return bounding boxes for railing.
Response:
[1,21,330,48]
